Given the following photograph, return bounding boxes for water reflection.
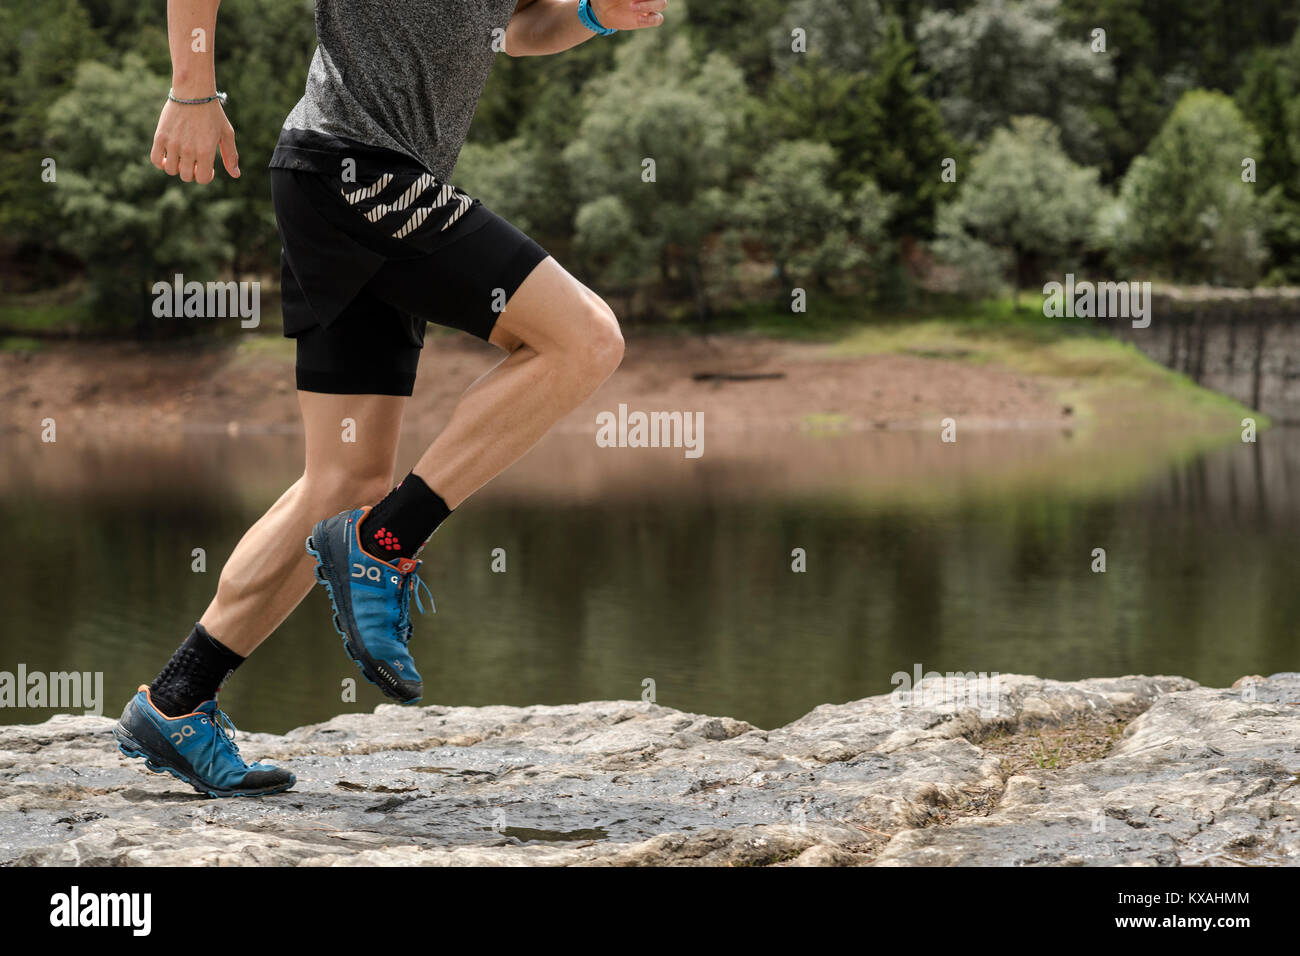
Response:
[0,426,1296,733]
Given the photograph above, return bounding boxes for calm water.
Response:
[1,426,1297,733]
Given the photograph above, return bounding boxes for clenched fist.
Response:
[150,98,239,184]
[590,0,667,30]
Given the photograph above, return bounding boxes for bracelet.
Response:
[168,88,228,106]
[577,0,617,35]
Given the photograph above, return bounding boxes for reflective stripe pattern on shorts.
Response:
[340,167,476,242]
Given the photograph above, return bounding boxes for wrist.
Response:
[578,0,616,36]
[168,87,227,106]
[170,84,216,100]
[170,67,216,99]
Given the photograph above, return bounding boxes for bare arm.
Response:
[505,0,667,57]
[151,0,239,183]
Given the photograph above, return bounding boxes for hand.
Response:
[591,0,666,31]
[150,98,240,184]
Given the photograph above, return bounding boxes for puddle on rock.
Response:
[496,826,609,844]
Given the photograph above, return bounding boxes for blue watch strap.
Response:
[578,0,617,35]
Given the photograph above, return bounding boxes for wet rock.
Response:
[2,673,1297,866]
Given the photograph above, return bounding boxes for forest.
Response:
[1,0,1297,332]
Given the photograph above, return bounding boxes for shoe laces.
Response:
[396,569,435,644]
[210,707,242,762]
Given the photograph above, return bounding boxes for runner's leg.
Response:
[114,390,403,794]
[413,256,622,508]
[196,391,406,657]
[296,209,622,704]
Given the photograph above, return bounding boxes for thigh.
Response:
[299,390,407,486]
[366,205,551,345]
[485,255,617,355]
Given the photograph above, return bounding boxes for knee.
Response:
[301,467,393,513]
[578,297,624,381]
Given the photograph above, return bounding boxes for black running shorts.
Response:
[271,161,549,397]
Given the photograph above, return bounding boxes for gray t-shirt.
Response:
[277,0,518,180]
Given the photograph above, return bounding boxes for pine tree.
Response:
[862,17,956,238]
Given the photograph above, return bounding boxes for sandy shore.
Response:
[0,331,1071,436]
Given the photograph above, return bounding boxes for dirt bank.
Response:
[0,331,1073,437]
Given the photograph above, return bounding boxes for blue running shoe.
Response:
[305,507,434,704]
[113,686,295,798]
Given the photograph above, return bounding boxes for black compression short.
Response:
[270,144,549,397]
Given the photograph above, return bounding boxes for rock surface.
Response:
[3,673,1298,866]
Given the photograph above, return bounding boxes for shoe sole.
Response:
[113,723,295,799]
[306,527,423,705]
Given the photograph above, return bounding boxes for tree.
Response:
[736,140,893,289]
[0,0,103,276]
[762,58,880,192]
[1235,30,1300,282]
[47,55,236,328]
[562,22,749,319]
[860,17,957,238]
[456,137,574,239]
[459,42,615,241]
[208,0,319,273]
[936,116,1104,305]
[685,0,787,87]
[763,17,954,239]
[917,0,1111,163]
[1,0,316,295]
[471,34,614,147]
[1104,90,1272,286]
[1058,0,1300,179]
[769,0,887,76]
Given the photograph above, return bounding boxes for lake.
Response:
[1,423,1296,733]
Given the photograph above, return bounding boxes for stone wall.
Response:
[1108,288,1300,423]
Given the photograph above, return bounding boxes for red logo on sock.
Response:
[373,527,401,552]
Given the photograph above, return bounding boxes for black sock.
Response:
[149,623,244,717]
[359,471,451,561]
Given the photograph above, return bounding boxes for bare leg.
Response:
[414,257,624,507]
[201,256,620,655]
[199,391,406,656]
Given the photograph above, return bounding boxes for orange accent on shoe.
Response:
[138,684,209,720]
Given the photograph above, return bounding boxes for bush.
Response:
[1103,90,1272,286]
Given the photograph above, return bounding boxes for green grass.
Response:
[0,300,93,334]
[711,292,1265,438]
[707,292,1074,341]
[715,293,1267,503]
[233,334,296,361]
[0,284,1271,443]
[798,412,851,434]
[834,318,1259,425]
[0,335,45,352]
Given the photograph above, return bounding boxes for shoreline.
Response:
[0,325,1266,514]
[0,324,1257,437]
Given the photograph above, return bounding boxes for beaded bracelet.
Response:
[168,88,229,106]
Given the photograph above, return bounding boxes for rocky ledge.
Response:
[2,673,1298,866]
